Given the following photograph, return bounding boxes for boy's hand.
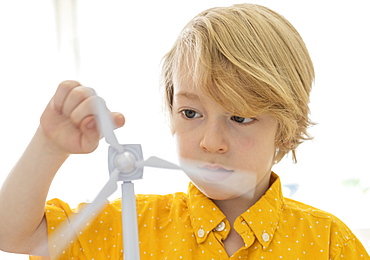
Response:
[40,80,125,155]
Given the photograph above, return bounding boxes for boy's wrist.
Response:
[35,126,70,159]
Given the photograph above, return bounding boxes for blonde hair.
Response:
[161,4,315,163]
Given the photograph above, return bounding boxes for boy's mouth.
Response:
[201,164,233,171]
[198,165,234,183]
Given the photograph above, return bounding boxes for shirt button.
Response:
[198,228,205,238]
[262,232,270,242]
[214,221,226,232]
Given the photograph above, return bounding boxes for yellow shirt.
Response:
[31,173,369,259]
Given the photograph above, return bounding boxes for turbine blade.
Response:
[140,156,182,170]
[44,169,120,258]
[94,97,123,153]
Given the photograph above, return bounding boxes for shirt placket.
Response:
[194,218,231,259]
[228,218,256,259]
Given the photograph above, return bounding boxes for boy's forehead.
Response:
[173,72,210,101]
[172,74,236,115]
[173,87,231,117]
[172,61,260,118]
[173,78,202,103]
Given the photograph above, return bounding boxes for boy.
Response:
[0,3,368,259]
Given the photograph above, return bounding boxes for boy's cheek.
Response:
[169,117,182,136]
[173,134,190,157]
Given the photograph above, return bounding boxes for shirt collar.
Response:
[187,182,227,244]
[187,172,283,248]
[239,172,283,249]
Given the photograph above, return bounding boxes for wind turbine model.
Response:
[45,95,182,260]
[48,4,181,258]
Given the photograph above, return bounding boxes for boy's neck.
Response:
[212,172,272,223]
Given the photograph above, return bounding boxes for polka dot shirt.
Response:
[30,173,369,259]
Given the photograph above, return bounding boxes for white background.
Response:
[0,0,369,258]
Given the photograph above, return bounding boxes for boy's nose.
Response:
[199,124,228,153]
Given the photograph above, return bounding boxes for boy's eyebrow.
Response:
[174,91,201,101]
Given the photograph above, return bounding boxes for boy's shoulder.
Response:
[135,191,188,203]
[282,197,355,241]
[281,197,370,258]
[283,197,344,222]
[125,191,189,212]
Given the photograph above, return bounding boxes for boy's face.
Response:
[171,74,278,201]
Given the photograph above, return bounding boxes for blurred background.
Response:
[0,0,369,258]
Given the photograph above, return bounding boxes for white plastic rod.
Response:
[53,0,80,77]
[121,181,140,260]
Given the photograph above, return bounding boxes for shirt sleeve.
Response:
[333,236,369,259]
[42,198,123,260]
[329,224,370,260]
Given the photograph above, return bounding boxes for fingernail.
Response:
[86,120,96,129]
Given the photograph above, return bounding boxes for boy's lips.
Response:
[201,164,233,171]
[198,164,234,183]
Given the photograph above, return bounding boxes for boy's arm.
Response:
[0,127,69,255]
[0,81,124,255]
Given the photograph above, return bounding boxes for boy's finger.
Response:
[69,95,96,127]
[79,115,101,152]
[52,80,81,113]
[112,112,125,129]
[70,96,125,130]
[62,86,96,117]
[80,112,125,136]
[79,115,97,130]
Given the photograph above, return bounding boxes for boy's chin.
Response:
[193,181,256,201]
[188,174,257,201]
[178,158,258,199]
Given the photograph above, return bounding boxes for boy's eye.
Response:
[231,116,254,124]
[181,110,201,119]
